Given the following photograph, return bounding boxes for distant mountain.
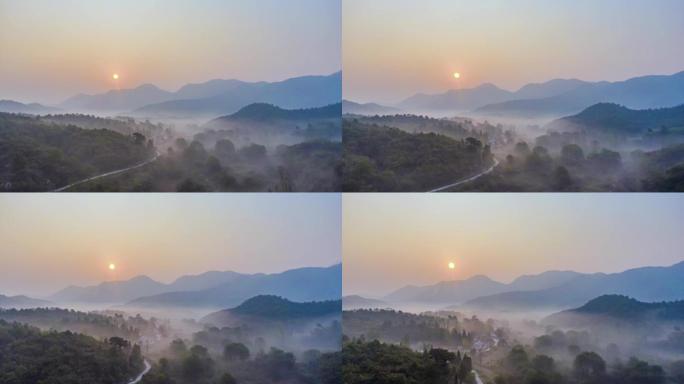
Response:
[126,264,342,309]
[544,295,684,328]
[342,100,400,115]
[0,294,50,309]
[50,270,249,304]
[61,84,174,113]
[202,295,341,326]
[134,72,342,118]
[386,270,583,305]
[50,275,169,304]
[0,99,60,114]
[465,261,684,312]
[514,79,590,100]
[343,295,387,310]
[547,103,684,134]
[508,270,585,292]
[399,83,513,112]
[385,275,508,304]
[475,71,684,119]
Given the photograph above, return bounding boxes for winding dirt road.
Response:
[51,152,160,192]
[127,360,151,384]
[428,157,500,192]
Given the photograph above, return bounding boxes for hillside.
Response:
[343,295,387,310]
[202,295,341,326]
[0,320,144,384]
[0,112,155,191]
[544,295,684,328]
[548,103,684,134]
[343,120,493,192]
[0,294,50,309]
[342,100,399,115]
[0,99,60,114]
[222,102,341,121]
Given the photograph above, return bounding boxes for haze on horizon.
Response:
[343,194,684,297]
[0,194,341,297]
[0,0,341,105]
[343,0,684,104]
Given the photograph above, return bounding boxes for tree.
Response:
[561,144,585,166]
[613,358,665,384]
[175,138,188,151]
[588,149,621,172]
[206,156,223,174]
[130,344,144,372]
[505,346,529,374]
[217,372,237,384]
[514,141,531,157]
[176,178,208,192]
[223,342,250,361]
[531,355,555,372]
[238,144,267,162]
[214,139,236,160]
[573,351,606,383]
[170,339,187,356]
[133,132,147,145]
[553,166,573,191]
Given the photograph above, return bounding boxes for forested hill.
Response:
[223,102,341,121]
[561,294,684,320]
[552,103,684,134]
[0,112,154,191]
[343,120,493,191]
[201,295,341,327]
[0,320,144,384]
[230,295,341,319]
[544,294,684,328]
[0,307,143,339]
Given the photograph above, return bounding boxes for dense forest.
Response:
[0,320,144,384]
[343,120,493,191]
[342,339,476,384]
[452,140,684,192]
[139,338,340,384]
[0,307,168,342]
[0,112,155,191]
[486,343,682,384]
[67,137,341,192]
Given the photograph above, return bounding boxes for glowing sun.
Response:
[448,262,456,270]
[452,72,461,79]
[108,263,116,271]
[112,73,119,80]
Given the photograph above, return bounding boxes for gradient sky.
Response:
[343,0,684,103]
[343,194,684,297]
[0,0,341,104]
[0,194,341,297]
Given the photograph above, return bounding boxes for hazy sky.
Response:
[0,194,341,297]
[343,0,684,103]
[343,194,684,297]
[0,0,341,104]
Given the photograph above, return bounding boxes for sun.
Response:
[452,72,461,79]
[108,263,116,271]
[448,262,456,270]
[112,73,119,80]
